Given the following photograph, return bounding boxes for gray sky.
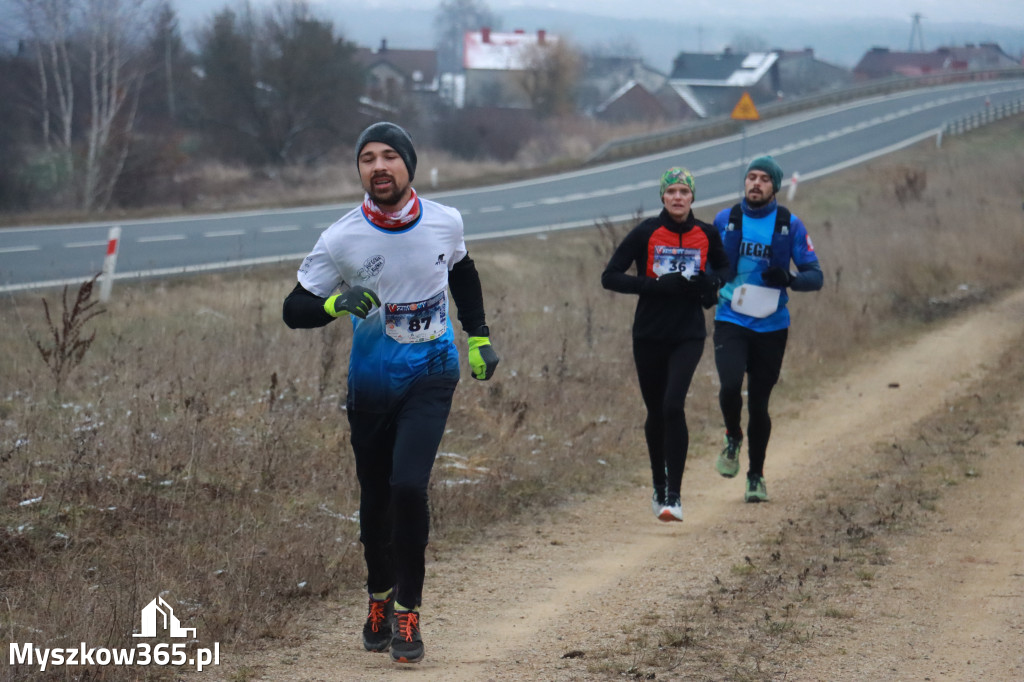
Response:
[164,0,1022,70]
[318,0,1022,26]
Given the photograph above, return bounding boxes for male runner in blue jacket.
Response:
[712,156,822,502]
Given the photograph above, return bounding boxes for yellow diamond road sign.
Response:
[731,91,760,121]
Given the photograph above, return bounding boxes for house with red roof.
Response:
[853,43,1019,81]
[460,27,555,109]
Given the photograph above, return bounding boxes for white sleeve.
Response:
[297,235,344,298]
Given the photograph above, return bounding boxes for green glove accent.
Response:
[467,335,499,381]
[324,286,381,319]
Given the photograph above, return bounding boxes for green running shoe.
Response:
[744,475,768,503]
[715,435,741,478]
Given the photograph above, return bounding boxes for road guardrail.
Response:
[587,68,1024,164]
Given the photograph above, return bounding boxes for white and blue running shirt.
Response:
[297,197,467,410]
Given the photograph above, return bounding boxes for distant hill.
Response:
[173,2,1023,73]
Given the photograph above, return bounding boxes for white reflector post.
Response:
[99,226,121,302]
[786,172,800,202]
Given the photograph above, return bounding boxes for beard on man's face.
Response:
[369,185,403,207]
[366,172,408,207]
[745,188,774,208]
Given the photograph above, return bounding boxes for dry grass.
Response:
[170,116,662,213]
[1,117,1023,680]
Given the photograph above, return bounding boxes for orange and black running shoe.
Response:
[362,594,394,652]
[390,609,424,663]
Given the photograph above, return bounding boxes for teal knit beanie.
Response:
[746,155,782,192]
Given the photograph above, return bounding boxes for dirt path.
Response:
[219,289,1024,681]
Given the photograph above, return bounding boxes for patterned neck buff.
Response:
[362,188,420,229]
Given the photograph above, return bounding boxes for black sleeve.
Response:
[282,282,335,329]
[601,223,655,295]
[448,253,488,335]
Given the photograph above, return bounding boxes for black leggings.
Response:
[632,337,705,497]
[713,321,788,478]
[349,374,458,610]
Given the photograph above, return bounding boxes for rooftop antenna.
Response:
[909,13,925,52]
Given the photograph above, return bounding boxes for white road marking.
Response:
[204,230,245,238]
[138,234,186,243]
[0,245,40,253]
[260,225,300,233]
[65,241,108,248]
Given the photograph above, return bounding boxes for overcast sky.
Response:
[145,0,1021,70]
[318,0,1022,26]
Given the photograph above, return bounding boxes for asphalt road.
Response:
[2,79,1022,293]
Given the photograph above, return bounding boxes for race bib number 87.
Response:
[384,290,448,343]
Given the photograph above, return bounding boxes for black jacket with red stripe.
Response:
[601,209,730,342]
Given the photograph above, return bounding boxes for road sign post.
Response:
[731,92,761,169]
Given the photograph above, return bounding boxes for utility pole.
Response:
[909,13,925,52]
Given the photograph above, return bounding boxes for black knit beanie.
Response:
[355,122,417,181]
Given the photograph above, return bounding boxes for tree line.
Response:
[0,0,512,214]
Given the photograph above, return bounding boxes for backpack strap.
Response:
[722,204,744,281]
[774,206,791,236]
[727,204,743,232]
[770,206,793,270]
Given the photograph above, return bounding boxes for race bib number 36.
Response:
[653,245,701,279]
[384,290,448,344]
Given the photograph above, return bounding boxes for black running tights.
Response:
[713,321,788,478]
[632,337,705,497]
[349,375,458,611]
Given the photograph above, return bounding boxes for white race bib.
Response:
[384,290,448,343]
[652,245,701,279]
[730,284,780,318]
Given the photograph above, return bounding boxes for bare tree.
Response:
[80,0,153,210]
[16,0,74,154]
[13,0,157,211]
[518,38,582,118]
[433,0,501,74]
